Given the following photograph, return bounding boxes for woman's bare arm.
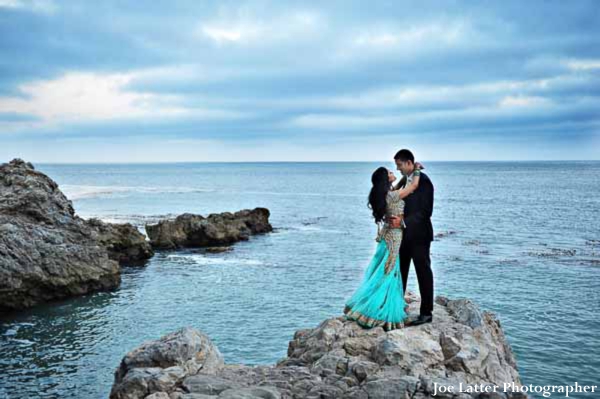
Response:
[391,175,407,191]
[396,174,420,199]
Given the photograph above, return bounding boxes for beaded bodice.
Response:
[375,189,405,275]
[385,190,405,219]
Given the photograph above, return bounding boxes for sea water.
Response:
[1,161,599,398]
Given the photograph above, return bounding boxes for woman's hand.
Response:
[415,161,425,170]
[388,215,403,229]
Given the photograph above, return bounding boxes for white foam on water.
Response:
[61,184,215,200]
[165,254,264,266]
[287,224,344,234]
[10,339,34,346]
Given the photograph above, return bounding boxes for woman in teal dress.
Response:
[343,166,420,331]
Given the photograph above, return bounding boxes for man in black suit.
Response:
[389,149,435,326]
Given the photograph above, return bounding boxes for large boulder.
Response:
[145,209,272,250]
[111,296,527,398]
[0,159,120,311]
[86,218,154,265]
[110,327,226,399]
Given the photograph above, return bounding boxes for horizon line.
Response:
[11,159,600,165]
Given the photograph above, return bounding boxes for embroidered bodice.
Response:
[385,190,404,220]
[375,189,405,275]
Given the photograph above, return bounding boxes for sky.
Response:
[0,0,599,162]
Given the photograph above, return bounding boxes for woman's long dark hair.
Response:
[368,167,389,223]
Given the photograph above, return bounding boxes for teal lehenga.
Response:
[343,189,407,331]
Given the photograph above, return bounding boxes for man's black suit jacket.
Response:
[399,172,434,243]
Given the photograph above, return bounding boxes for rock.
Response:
[205,247,233,254]
[169,393,218,399]
[446,298,484,328]
[145,209,272,250]
[181,374,240,396]
[111,327,224,399]
[146,393,171,399]
[434,230,457,239]
[213,386,280,399]
[0,159,120,311]
[373,327,445,372]
[86,218,154,265]
[112,296,527,398]
[362,376,418,398]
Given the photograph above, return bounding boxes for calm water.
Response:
[1,162,599,399]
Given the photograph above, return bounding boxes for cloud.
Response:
[0,71,249,132]
[566,59,600,71]
[0,111,40,122]
[196,8,323,46]
[0,0,55,13]
[498,96,551,108]
[1,1,599,161]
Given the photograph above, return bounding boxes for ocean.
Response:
[1,161,599,398]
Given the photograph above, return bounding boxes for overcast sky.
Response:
[1,0,599,162]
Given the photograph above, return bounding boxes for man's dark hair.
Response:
[394,149,415,163]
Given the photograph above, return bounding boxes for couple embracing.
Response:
[344,149,435,330]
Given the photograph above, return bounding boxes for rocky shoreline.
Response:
[110,295,526,399]
[0,159,272,312]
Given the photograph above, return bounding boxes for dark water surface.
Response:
[1,162,599,398]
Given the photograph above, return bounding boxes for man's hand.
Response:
[388,215,403,229]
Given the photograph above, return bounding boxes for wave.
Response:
[79,213,176,226]
[8,339,34,346]
[223,190,364,198]
[60,184,215,200]
[165,254,264,266]
[275,224,343,234]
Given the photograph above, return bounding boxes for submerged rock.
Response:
[111,296,526,399]
[0,159,120,311]
[145,209,272,250]
[205,247,233,254]
[86,218,154,265]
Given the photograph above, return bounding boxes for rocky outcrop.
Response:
[145,209,272,250]
[86,218,154,265]
[110,328,225,399]
[0,159,120,311]
[111,295,526,399]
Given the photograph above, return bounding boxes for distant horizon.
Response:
[7,159,599,165]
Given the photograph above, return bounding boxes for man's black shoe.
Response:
[406,315,433,326]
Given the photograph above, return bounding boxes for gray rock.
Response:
[182,374,240,396]
[86,218,154,265]
[111,295,527,398]
[447,298,485,329]
[348,360,379,383]
[0,159,120,311]
[374,327,444,373]
[145,209,272,250]
[217,386,280,399]
[363,377,418,398]
[111,327,224,399]
[169,394,217,399]
[146,393,171,399]
[204,247,233,254]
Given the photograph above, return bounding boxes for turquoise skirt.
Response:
[343,239,407,331]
